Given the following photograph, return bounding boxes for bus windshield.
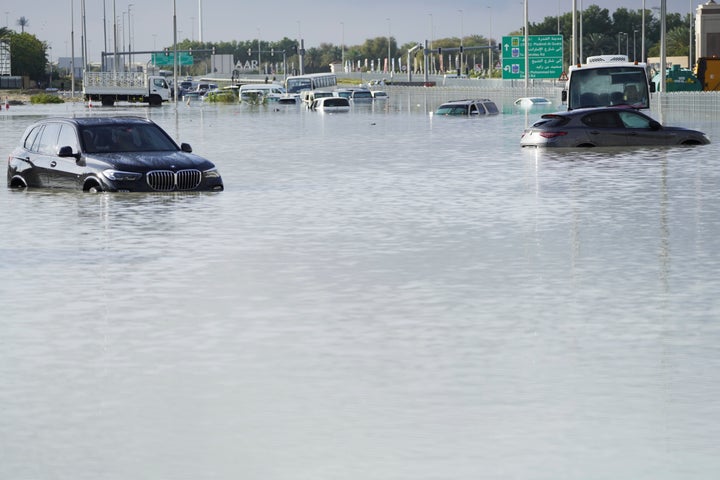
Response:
[568,66,650,110]
[286,78,312,94]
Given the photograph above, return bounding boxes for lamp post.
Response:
[127,3,133,69]
[689,0,693,68]
[428,13,434,74]
[70,0,75,95]
[341,21,345,72]
[386,17,391,75]
[257,28,262,75]
[618,32,624,54]
[625,32,630,57]
[198,0,203,42]
[458,9,464,75]
[633,29,638,61]
[487,6,493,77]
[121,11,126,70]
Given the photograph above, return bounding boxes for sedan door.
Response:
[618,110,677,146]
[579,111,628,147]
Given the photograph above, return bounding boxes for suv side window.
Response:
[38,123,62,155]
[24,126,43,151]
[57,124,80,152]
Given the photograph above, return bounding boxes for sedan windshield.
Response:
[80,124,179,153]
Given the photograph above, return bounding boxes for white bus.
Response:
[285,73,337,94]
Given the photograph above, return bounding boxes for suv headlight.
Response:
[103,169,142,181]
[203,168,221,179]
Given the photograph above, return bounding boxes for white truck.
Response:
[83,72,171,106]
[562,55,654,110]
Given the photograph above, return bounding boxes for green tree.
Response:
[647,24,690,57]
[9,32,47,82]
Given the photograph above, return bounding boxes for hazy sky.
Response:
[4,0,696,62]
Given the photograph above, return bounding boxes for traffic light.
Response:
[248,48,252,56]
[188,47,193,56]
[164,47,169,56]
[437,47,442,55]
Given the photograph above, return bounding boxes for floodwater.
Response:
[1,90,720,479]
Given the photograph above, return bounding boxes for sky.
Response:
[3,0,697,62]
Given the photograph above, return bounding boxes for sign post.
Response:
[501,35,563,80]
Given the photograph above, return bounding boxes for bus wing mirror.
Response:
[561,90,568,102]
[649,82,656,93]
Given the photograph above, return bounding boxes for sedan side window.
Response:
[37,123,62,155]
[582,111,623,128]
[618,111,653,129]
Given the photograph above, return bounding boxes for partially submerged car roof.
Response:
[30,117,155,129]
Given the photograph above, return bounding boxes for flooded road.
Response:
[1,91,719,479]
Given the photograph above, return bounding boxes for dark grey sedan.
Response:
[520,107,710,148]
[7,116,223,192]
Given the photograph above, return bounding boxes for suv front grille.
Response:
[146,169,202,191]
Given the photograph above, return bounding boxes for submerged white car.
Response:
[514,97,552,108]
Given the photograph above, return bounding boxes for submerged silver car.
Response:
[435,99,499,116]
[520,107,710,147]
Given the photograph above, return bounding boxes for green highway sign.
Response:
[501,35,563,80]
[152,52,194,66]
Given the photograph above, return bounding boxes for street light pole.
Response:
[488,6,493,77]
[128,3,133,69]
[428,13,434,74]
[257,28,262,76]
[625,32,629,57]
[458,9,464,75]
[386,17,391,76]
[70,0,75,95]
[633,29,638,61]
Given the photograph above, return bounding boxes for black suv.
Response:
[7,116,223,192]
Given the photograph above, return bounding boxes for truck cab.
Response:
[562,55,654,110]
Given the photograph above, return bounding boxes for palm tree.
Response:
[0,27,11,38]
[16,16,29,33]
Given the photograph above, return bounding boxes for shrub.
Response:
[30,93,65,104]
[204,91,237,103]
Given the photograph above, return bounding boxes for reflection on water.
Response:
[1,93,720,479]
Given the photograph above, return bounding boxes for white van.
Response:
[300,89,335,106]
[238,83,286,103]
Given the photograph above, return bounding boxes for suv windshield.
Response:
[80,124,179,153]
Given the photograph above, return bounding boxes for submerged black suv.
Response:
[7,116,223,192]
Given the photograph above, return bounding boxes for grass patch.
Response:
[30,93,65,104]
[204,91,237,103]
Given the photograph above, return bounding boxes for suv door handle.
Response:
[50,161,57,167]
